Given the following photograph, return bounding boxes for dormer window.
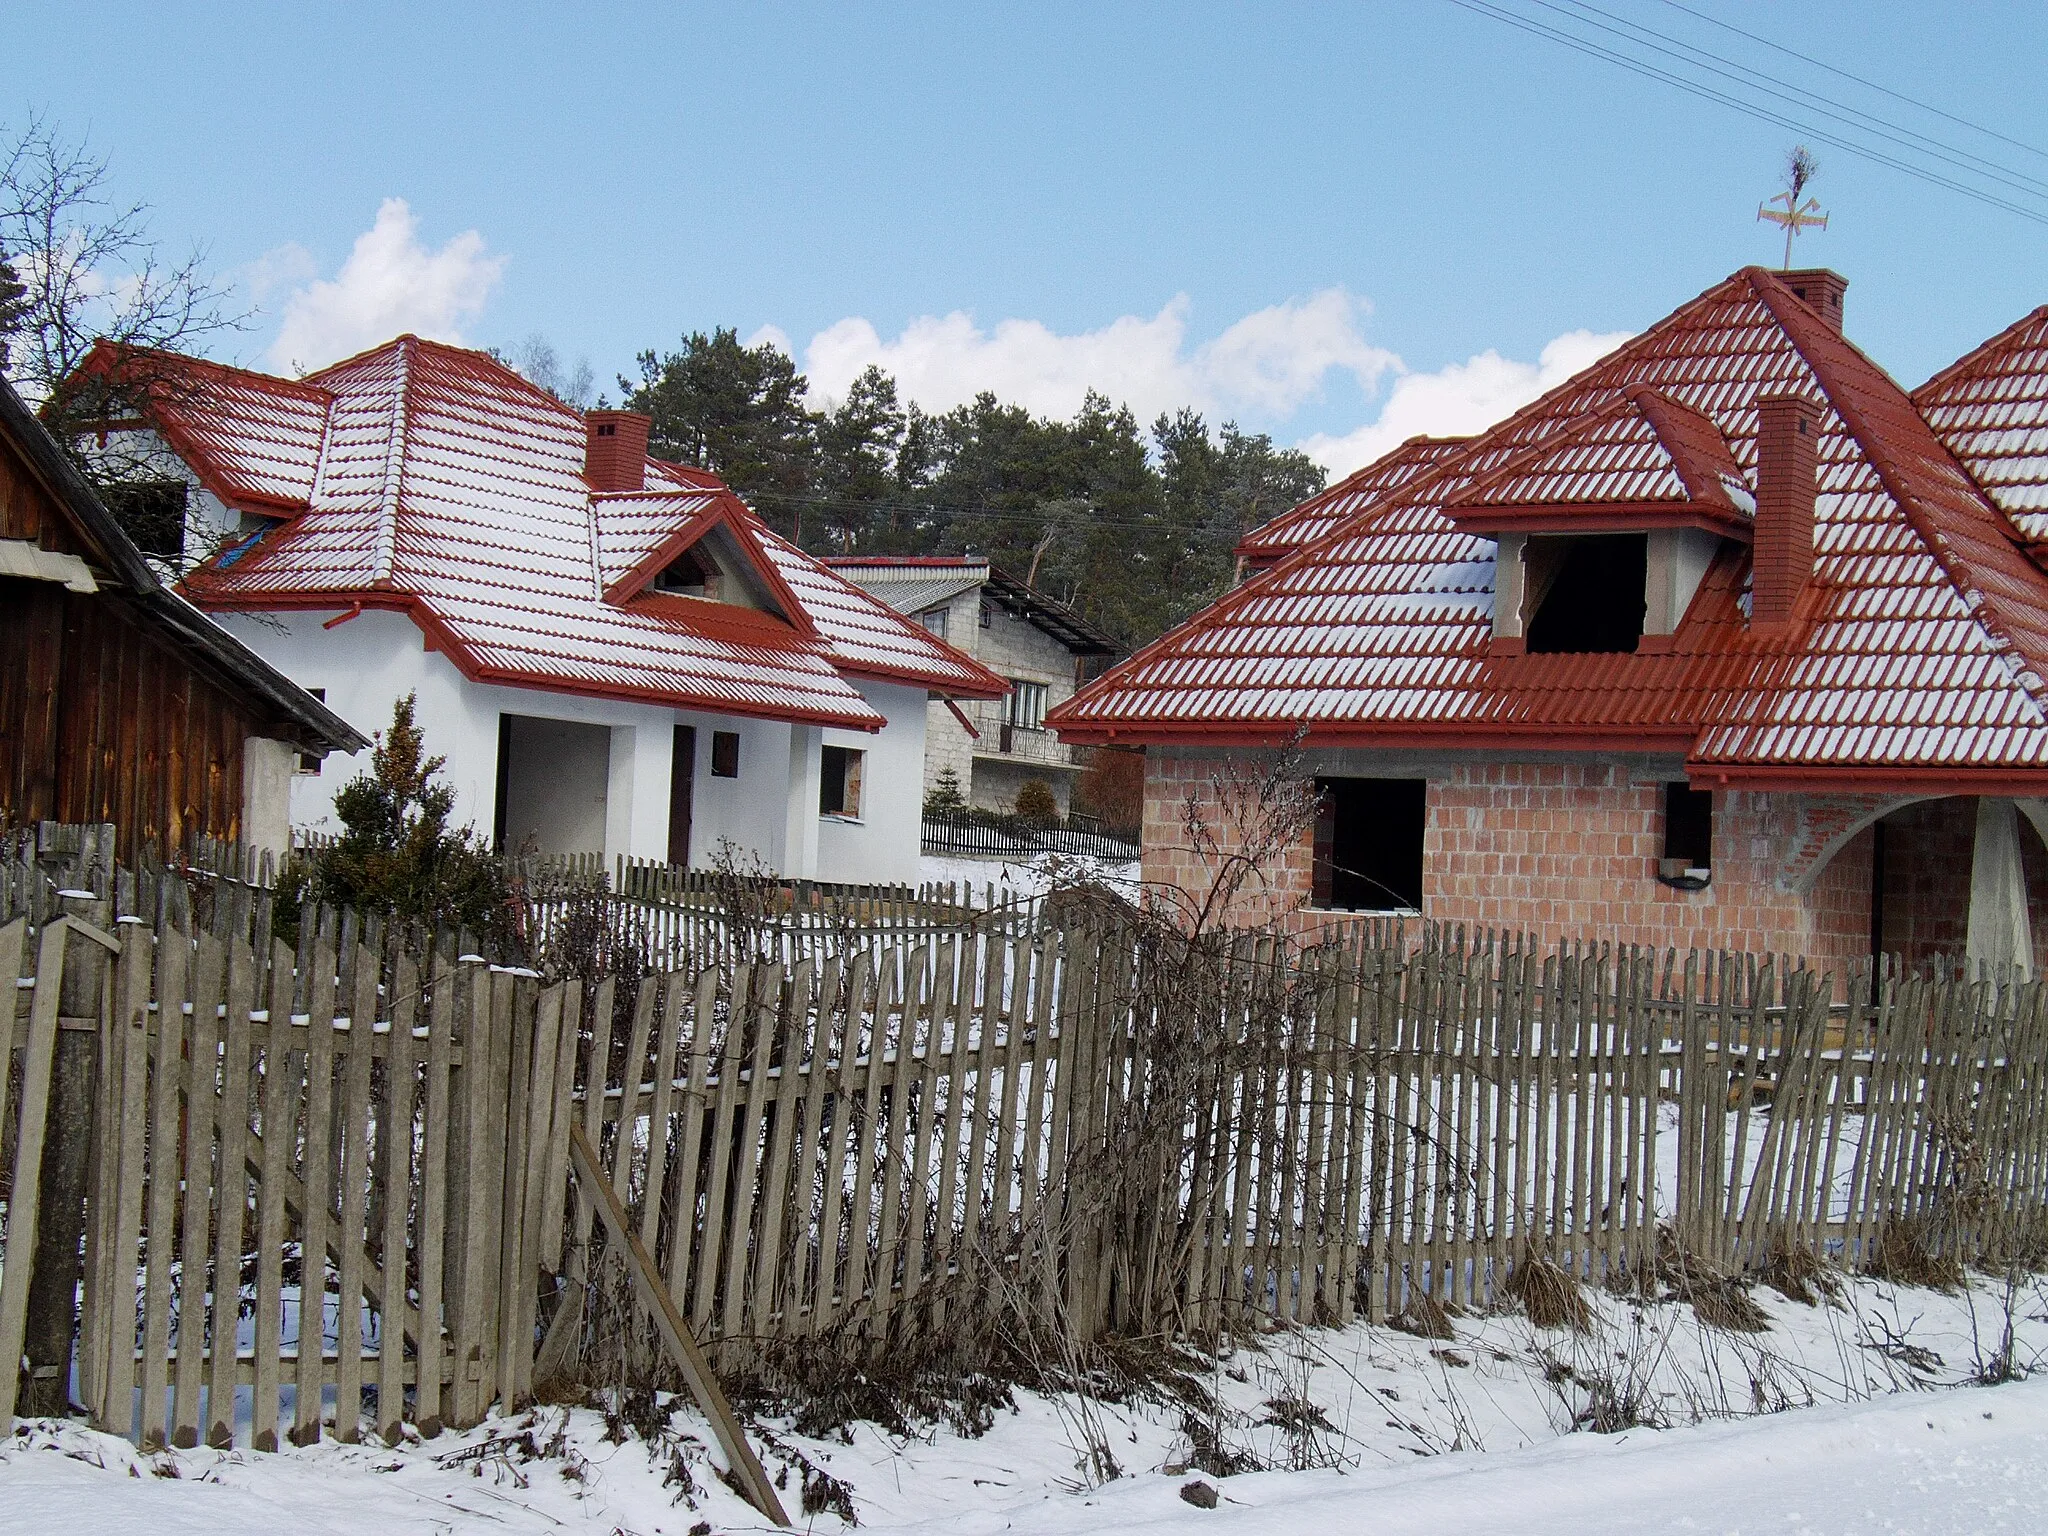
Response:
[1525,534,1647,654]
[654,546,723,601]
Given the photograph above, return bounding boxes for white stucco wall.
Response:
[817,680,928,886]
[210,607,931,884]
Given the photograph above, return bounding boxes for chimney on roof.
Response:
[1779,269,1847,334]
[584,410,651,493]
[1752,395,1819,633]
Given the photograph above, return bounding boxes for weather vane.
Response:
[1758,146,1827,270]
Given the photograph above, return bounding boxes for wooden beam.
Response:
[568,1122,790,1528]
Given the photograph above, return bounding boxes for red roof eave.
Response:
[1686,760,2048,797]
[1446,499,1754,541]
[184,586,888,732]
[1048,716,1700,753]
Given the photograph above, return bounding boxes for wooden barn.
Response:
[0,376,363,857]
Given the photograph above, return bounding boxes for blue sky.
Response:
[11,1,2048,471]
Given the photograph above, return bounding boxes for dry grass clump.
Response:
[1868,1216,1966,1293]
[1759,1243,1844,1308]
[1655,1233,1769,1333]
[1389,1287,1456,1341]
[1505,1255,1592,1333]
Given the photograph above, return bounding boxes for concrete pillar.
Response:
[779,724,821,880]
[240,736,297,858]
[1965,796,2033,977]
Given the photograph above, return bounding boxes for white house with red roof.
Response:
[1053,267,2048,975]
[85,336,1007,883]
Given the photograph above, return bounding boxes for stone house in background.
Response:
[825,557,1119,816]
[1052,267,2048,976]
[80,338,1007,885]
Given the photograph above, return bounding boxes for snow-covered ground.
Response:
[921,851,1143,905]
[10,1268,2047,1534]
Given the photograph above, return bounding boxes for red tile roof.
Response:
[1915,305,2048,547]
[96,338,1004,728]
[1053,268,2048,792]
[1235,435,1466,566]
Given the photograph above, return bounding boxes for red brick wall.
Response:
[1142,751,1878,972]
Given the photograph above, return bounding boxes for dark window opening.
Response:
[711,730,740,778]
[104,479,189,559]
[654,545,721,599]
[668,724,696,865]
[820,744,865,818]
[1662,783,1713,871]
[979,597,993,628]
[1312,777,1426,911]
[920,605,949,639]
[1526,534,1647,654]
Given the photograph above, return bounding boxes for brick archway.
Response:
[1779,792,1922,895]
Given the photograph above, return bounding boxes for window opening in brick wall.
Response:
[920,605,949,639]
[711,730,740,777]
[820,744,865,818]
[1525,534,1647,654]
[1312,777,1426,911]
[1660,782,1713,886]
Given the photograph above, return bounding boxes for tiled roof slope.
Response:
[1235,435,1465,565]
[1052,268,2048,791]
[1915,305,2048,545]
[106,338,1003,727]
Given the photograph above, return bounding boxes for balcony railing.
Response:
[957,702,1074,768]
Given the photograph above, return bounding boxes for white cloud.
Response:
[797,289,1397,426]
[1300,328,1634,478]
[263,199,505,372]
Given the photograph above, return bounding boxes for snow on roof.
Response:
[1915,304,2048,547]
[1053,268,2048,789]
[121,338,1003,727]
[823,558,992,617]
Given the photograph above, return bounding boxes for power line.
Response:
[1444,0,2048,228]
[1548,0,2048,202]
[1660,0,2048,164]
[742,484,1259,540]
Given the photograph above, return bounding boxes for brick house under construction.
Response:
[1051,267,2048,976]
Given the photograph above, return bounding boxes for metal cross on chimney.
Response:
[1759,146,1827,269]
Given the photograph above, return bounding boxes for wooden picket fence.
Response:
[8,846,2048,1451]
[567,919,2048,1363]
[1,905,578,1449]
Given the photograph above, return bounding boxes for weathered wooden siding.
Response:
[1,434,248,853]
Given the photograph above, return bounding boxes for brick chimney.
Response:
[1779,269,1847,334]
[1752,395,1819,633]
[583,410,651,493]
